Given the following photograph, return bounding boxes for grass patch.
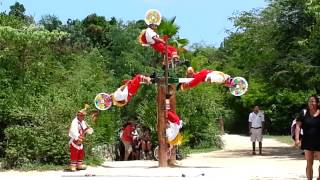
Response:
[190,147,220,154]
[9,163,64,171]
[84,155,104,166]
[265,135,293,145]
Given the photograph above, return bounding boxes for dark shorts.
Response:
[301,135,320,151]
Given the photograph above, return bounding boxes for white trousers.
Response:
[205,71,230,83]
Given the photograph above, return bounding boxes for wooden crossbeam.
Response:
[167,77,194,84]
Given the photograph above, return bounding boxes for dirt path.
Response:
[0,134,310,180]
[181,134,306,179]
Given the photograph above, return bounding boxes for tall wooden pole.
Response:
[156,42,170,167]
[156,80,168,167]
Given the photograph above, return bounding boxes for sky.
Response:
[0,0,267,47]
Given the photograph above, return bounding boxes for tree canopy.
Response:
[0,0,319,168]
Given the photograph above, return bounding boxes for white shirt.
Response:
[248,111,264,128]
[69,117,88,150]
[69,117,88,141]
[145,27,158,45]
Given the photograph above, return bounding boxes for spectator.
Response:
[121,122,136,161]
[140,126,152,160]
[131,129,141,160]
[295,95,320,180]
[248,106,265,155]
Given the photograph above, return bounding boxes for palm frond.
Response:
[158,17,179,37]
[176,38,189,47]
[170,16,176,24]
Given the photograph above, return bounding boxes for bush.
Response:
[3,124,69,168]
[177,85,225,149]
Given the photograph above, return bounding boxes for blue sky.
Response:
[0,0,267,47]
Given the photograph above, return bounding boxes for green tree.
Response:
[39,15,62,32]
[8,2,26,19]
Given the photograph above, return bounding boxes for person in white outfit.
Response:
[67,106,93,171]
[248,105,265,155]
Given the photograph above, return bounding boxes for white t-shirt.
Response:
[248,111,264,128]
[145,27,158,45]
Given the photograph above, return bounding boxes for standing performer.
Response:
[178,67,235,91]
[112,74,153,107]
[67,105,93,171]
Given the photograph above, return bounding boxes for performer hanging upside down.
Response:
[139,23,179,63]
[166,110,183,150]
[112,74,154,107]
[178,67,235,91]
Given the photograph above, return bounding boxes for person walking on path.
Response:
[248,105,265,155]
[295,95,320,180]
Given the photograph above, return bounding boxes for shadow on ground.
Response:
[101,164,222,169]
[207,146,305,160]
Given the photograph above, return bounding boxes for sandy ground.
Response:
[0,134,313,180]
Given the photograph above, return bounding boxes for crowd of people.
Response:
[119,122,153,161]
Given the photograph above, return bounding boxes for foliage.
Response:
[8,2,26,19]
[221,0,320,134]
[2,0,320,169]
[264,135,293,145]
[39,15,62,32]
[4,125,68,168]
[176,84,225,148]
